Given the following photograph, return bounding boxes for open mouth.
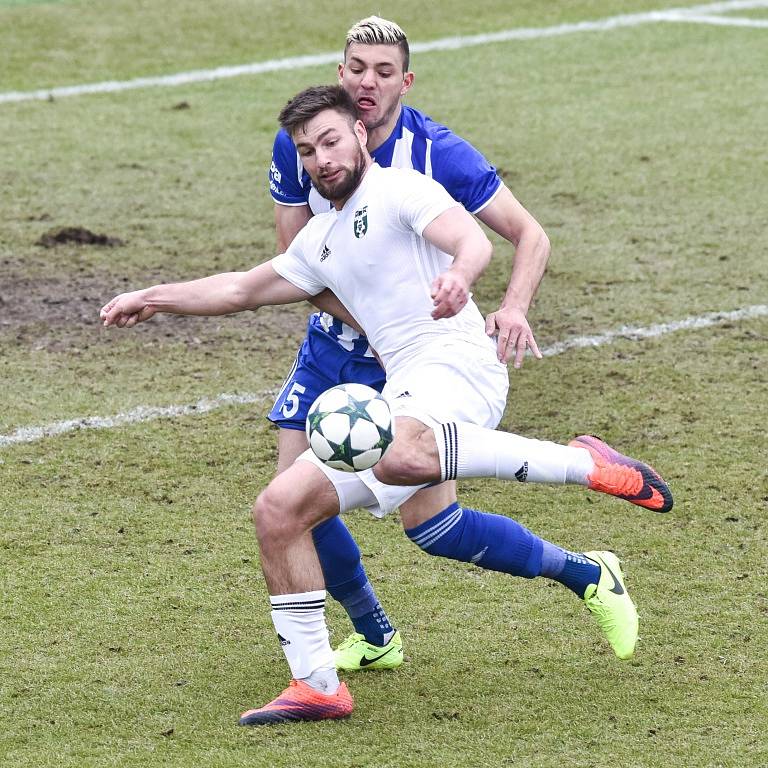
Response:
[357,96,377,110]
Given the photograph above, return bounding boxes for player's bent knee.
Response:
[251,491,272,543]
[372,417,440,484]
[374,449,432,485]
[252,486,298,546]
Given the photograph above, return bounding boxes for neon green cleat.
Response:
[583,551,639,660]
[334,630,403,671]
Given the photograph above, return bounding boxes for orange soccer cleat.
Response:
[569,435,673,513]
[238,679,354,726]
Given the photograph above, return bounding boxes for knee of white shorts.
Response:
[296,449,425,519]
[387,397,441,429]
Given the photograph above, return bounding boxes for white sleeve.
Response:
[271,226,326,296]
[396,170,462,235]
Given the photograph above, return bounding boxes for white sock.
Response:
[270,590,339,693]
[434,422,594,485]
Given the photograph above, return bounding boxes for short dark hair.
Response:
[278,85,358,137]
[345,16,410,71]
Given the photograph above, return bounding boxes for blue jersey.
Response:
[270,105,502,214]
[268,105,503,357]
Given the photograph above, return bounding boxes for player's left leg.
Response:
[399,489,638,660]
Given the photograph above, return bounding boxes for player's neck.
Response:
[365,104,403,154]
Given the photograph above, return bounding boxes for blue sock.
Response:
[335,581,393,647]
[312,516,394,646]
[540,546,601,598]
[405,503,544,578]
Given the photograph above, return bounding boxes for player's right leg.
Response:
[429,425,673,513]
[242,460,357,726]
[374,341,672,513]
[376,417,672,514]
[268,318,401,669]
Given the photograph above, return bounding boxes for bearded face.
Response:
[294,108,371,208]
[313,142,367,202]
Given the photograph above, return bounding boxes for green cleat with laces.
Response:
[334,630,403,671]
[583,551,639,660]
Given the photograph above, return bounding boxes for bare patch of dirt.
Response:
[36,226,125,249]
[0,259,309,354]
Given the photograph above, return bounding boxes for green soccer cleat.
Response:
[334,630,403,671]
[582,551,639,660]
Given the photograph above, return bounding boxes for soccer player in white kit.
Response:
[266,16,553,673]
[101,86,673,726]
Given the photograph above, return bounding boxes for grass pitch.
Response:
[1,2,767,766]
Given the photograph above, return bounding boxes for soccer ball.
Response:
[306,383,395,472]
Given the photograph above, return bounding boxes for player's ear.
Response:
[354,119,367,147]
[400,71,414,96]
[337,62,345,83]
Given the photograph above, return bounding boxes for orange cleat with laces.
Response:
[239,679,354,726]
[569,434,673,513]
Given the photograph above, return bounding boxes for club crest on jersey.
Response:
[353,206,368,238]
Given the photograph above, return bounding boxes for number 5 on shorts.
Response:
[280,382,306,419]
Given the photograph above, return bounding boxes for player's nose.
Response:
[360,69,376,89]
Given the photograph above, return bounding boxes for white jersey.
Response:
[271,164,493,373]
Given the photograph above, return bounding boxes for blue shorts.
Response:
[268,319,386,430]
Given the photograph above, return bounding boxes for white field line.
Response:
[664,12,768,24]
[1,304,766,449]
[0,391,277,449]
[2,1,767,105]
[540,303,768,357]
[682,0,768,9]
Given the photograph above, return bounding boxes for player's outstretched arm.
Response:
[476,185,550,366]
[422,206,493,320]
[100,262,312,328]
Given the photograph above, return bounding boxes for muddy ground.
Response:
[0,229,309,355]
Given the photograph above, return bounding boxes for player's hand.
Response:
[100,290,155,328]
[430,270,470,320]
[485,305,543,367]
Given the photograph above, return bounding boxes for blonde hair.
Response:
[345,15,410,70]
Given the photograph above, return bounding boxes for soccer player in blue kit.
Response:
[266,16,552,672]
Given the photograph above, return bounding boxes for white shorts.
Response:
[298,337,509,518]
[383,336,508,430]
[298,449,428,519]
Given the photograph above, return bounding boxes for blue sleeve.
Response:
[429,127,503,214]
[269,129,310,206]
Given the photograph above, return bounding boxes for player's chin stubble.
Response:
[316,148,367,202]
